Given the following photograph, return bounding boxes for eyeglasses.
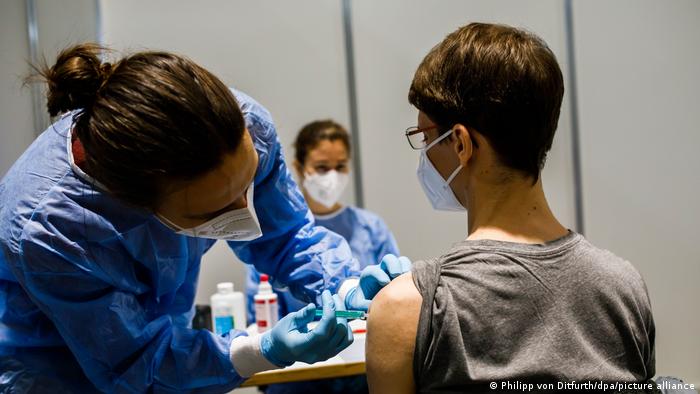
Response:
[405,125,439,150]
[405,124,479,150]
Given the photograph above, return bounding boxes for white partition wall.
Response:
[350,0,578,260]
[0,0,35,176]
[34,0,98,60]
[1,0,98,177]
[572,0,700,384]
[100,0,354,305]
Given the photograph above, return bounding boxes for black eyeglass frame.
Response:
[404,124,439,150]
[404,124,479,150]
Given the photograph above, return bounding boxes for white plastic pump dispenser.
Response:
[254,274,278,333]
[210,282,246,335]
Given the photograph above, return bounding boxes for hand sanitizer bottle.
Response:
[210,282,246,334]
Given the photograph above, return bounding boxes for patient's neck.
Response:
[465,175,568,244]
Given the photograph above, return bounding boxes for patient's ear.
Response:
[451,124,475,167]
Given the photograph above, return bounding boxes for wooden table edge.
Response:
[240,361,366,387]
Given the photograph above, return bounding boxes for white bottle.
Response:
[210,282,246,335]
[254,274,278,333]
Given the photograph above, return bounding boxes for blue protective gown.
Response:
[0,89,360,393]
[245,205,399,323]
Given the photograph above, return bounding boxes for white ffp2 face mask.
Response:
[416,129,466,212]
[157,183,263,241]
[302,170,350,209]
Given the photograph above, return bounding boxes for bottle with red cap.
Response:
[254,274,278,333]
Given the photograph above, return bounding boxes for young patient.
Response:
[366,23,655,393]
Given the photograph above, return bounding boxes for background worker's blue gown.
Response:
[246,206,400,394]
[0,89,360,393]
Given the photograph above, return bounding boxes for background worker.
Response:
[248,119,403,394]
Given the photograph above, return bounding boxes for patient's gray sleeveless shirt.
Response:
[411,232,655,393]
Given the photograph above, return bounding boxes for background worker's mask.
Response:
[416,129,466,212]
[303,170,350,208]
[157,184,263,241]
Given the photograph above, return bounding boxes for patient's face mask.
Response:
[157,184,263,241]
[303,170,349,209]
[416,130,466,212]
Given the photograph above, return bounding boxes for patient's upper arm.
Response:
[366,272,422,394]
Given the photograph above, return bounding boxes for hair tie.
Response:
[98,62,114,91]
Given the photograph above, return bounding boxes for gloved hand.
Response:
[344,254,412,311]
[260,290,353,367]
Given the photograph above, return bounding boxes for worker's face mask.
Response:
[303,170,350,209]
[416,129,466,212]
[157,183,263,241]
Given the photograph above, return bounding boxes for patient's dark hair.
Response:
[293,119,351,165]
[409,22,564,181]
[33,43,245,210]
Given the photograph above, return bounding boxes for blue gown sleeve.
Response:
[13,229,245,393]
[226,94,361,305]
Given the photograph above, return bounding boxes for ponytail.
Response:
[36,43,112,116]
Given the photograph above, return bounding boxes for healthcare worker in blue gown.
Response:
[0,44,411,393]
[246,120,401,394]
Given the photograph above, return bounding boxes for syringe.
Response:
[314,309,367,320]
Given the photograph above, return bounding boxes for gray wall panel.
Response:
[573,0,699,383]
[1,0,36,176]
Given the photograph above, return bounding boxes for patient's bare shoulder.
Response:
[366,272,422,394]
